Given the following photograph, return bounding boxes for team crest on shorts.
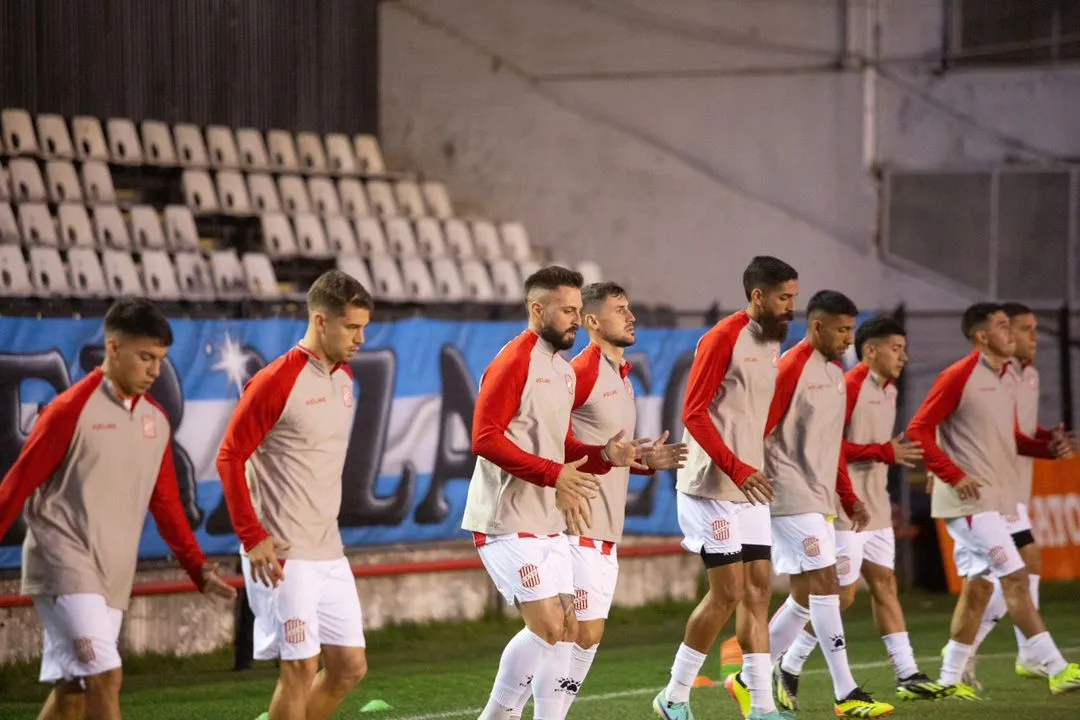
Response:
[342,384,354,408]
[565,374,574,395]
[990,546,1008,567]
[73,637,96,663]
[836,555,850,577]
[284,618,307,644]
[141,413,157,439]
[574,588,589,612]
[519,563,541,589]
[711,519,731,542]
[803,536,821,557]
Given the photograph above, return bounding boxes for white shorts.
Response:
[242,556,366,661]
[835,528,896,586]
[1005,502,1034,535]
[945,511,1026,580]
[568,539,619,622]
[477,533,574,606]
[677,493,772,558]
[771,513,837,576]
[33,593,123,684]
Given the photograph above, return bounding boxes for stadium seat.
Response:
[141,120,178,165]
[578,260,603,285]
[72,116,109,162]
[338,179,370,218]
[106,118,143,164]
[500,222,533,262]
[354,217,389,256]
[0,204,18,243]
[9,158,47,202]
[430,257,466,301]
[18,203,58,247]
[336,256,375,291]
[206,126,240,168]
[247,173,281,213]
[164,205,200,253]
[294,213,333,259]
[66,247,108,298]
[325,216,359,256]
[2,108,38,156]
[182,170,220,214]
[93,205,132,251]
[415,217,448,258]
[490,259,523,302]
[46,160,83,204]
[57,203,96,249]
[267,129,299,172]
[0,163,9,201]
[325,133,358,175]
[241,252,281,299]
[173,251,215,300]
[421,181,453,219]
[209,248,247,299]
[308,177,341,216]
[366,180,398,216]
[459,259,496,301]
[28,246,71,296]
[277,175,312,215]
[296,132,328,174]
[353,134,385,174]
[140,250,181,300]
[36,114,75,159]
[471,220,502,260]
[385,217,419,257]
[0,244,32,296]
[216,171,253,215]
[259,213,299,259]
[102,250,143,296]
[173,123,210,167]
[444,219,475,258]
[129,205,167,250]
[81,161,117,204]
[236,128,270,171]
[395,180,427,218]
[400,257,437,302]
[368,254,407,302]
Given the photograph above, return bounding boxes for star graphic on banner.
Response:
[210,332,250,395]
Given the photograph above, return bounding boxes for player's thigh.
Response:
[946,512,1025,580]
[771,513,838,577]
[33,594,123,685]
[677,493,743,561]
[316,558,367,652]
[320,643,368,684]
[568,544,618,623]
[835,530,865,588]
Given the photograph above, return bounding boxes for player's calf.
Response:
[269,657,320,719]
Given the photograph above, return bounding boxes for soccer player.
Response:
[217,270,372,720]
[772,315,944,703]
[764,290,894,718]
[0,298,235,720]
[464,266,647,720]
[654,256,798,720]
[906,303,1080,698]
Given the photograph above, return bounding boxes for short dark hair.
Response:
[581,281,627,314]
[961,302,1003,340]
[807,289,858,318]
[308,269,373,315]
[104,298,173,345]
[742,256,798,301]
[1002,302,1034,318]
[854,315,905,361]
[524,265,584,295]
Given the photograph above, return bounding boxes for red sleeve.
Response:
[842,365,896,464]
[148,439,207,589]
[563,428,612,474]
[1016,422,1054,459]
[682,314,757,486]
[764,341,814,438]
[835,445,859,516]
[0,371,102,540]
[1035,425,1054,441]
[472,334,564,487]
[570,345,601,411]
[215,351,304,552]
[906,352,978,485]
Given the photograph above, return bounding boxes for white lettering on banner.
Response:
[1030,494,1080,548]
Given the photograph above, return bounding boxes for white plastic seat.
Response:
[246,173,281,213]
[415,217,448,258]
[173,124,210,167]
[216,171,252,215]
[325,216,359,256]
[173,251,214,300]
[106,118,143,164]
[37,114,75,159]
[400,257,437,302]
[57,203,96,249]
[101,250,143,296]
[325,133,358,175]
[337,179,370,218]
[10,158,47,202]
[353,217,389,256]
[209,248,247,298]
[471,220,503,260]
[578,260,603,285]
[46,161,83,204]
[365,180,398,216]
[353,134,385,174]
[66,248,108,297]
[260,213,299,259]
[129,205,166,250]
[421,181,453,219]
[490,259,524,301]
[459,259,496,301]
[72,116,109,162]
[296,132,328,174]
[395,181,427,218]
[385,218,420,257]
[2,109,38,156]
[164,205,200,252]
[277,175,311,215]
[236,128,270,171]
[93,205,132,251]
[28,246,71,296]
[141,120,178,165]
[140,250,181,300]
[500,222,533,262]
[182,170,220,213]
[267,130,299,172]
[368,254,407,301]
[336,256,375,292]
[444,219,475,258]
[0,204,19,243]
[241,252,280,299]
[81,161,117,204]
[0,244,32,296]
[308,177,341,216]
[18,203,58,247]
[206,126,240,168]
[293,214,332,259]
[430,257,466,301]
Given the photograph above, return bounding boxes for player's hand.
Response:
[954,475,982,501]
[738,471,775,505]
[200,562,237,600]
[555,456,600,501]
[849,501,871,532]
[639,431,689,471]
[556,488,592,536]
[604,430,651,470]
[247,536,291,588]
[889,433,923,468]
[1049,423,1079,459]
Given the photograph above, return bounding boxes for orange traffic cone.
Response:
[720,636,743,678]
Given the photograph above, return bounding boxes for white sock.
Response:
[972,578,1005,653]
[742,652,777,714]
[533,640,574,720]
[485,628,555,714]
[665,643,707,704]
[1015,574,1040,660]
[768,596,812,664]
[882,632,919,679]
[780,630,818,675]
[809,594,858,700]
[1026,631,1068,677]
[558,644,598,718]
[939,640,973,685]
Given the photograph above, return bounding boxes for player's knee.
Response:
[49,682,87,720]
[575,620,604,649]
[279,657,320,688]
[561,609,579,645]
[965,576,995,604]
[1001,571,1031,602]
[706,570,744,610]
[865,568,897,602]
[839,583,857,611]
[807,567,840,596]
[327,652,367,691]
[741,572,770,608]
[1025,551,1042,576]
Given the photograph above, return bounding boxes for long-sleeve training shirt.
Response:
[836,364,897,532]
[0,368,206,610]
[1013,362,1051,507]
